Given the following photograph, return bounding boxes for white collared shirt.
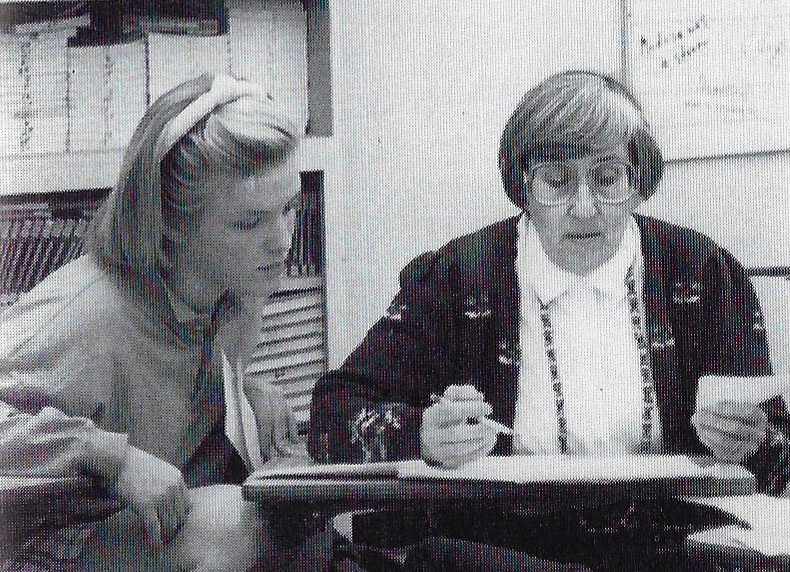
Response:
[513,216,663,455]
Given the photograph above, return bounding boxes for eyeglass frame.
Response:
[522,158,640,207]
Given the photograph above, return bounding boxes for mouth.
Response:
[258,262,284,273]
[565,231,602,242]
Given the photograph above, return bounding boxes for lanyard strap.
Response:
[538,266,656,454]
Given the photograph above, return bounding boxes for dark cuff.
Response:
[347,402,423,462]
[746,422,790,495]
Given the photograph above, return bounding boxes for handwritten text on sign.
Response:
[628,0,790,159]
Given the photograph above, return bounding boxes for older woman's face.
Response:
[182,154,300,301]
[526,145,641,275]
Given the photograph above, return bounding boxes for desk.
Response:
[243,464,755,512]
[242,462,758,570]
[2,470,781,570]
[0,476,121,553]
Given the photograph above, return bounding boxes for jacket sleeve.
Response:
[703,246,790,494]
[0,281,129,482]
[308,251,458,463]
[0,401,127,480]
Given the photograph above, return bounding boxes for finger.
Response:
[435,439,489,462]
[138,505,164,549]
[163,485,187,543]
[438,438,494,467]
[700,423,766,448]
[695,412,765,442]
[171,485,190,533]
[435,446,484,468]
[436,401,494,426]
[274,403,298,453]
[697,429,737,461]
[287,406,301,442]
[438,423,491,444]
[158,495,179,543]
[697,428,756,462]
[705,401,765,424]
[443,385,484,401]
[467,439,496,460]
[180,481,193,514]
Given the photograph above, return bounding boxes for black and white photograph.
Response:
[0,1,788,570]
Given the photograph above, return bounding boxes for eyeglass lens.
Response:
[531,161,633,203]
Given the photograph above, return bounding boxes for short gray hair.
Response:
[498,70,663,208]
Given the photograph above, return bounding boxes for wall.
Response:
[327,1,621,364]
[640,153,790,269]
[326,1,789,367]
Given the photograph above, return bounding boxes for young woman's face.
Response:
[181,154,300,300]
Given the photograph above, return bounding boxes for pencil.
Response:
[429,393,514,435]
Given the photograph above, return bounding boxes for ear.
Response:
[629,193,644,214]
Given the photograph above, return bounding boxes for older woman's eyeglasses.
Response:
[525,159,637,206]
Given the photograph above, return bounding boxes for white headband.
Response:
[155,74,267,158]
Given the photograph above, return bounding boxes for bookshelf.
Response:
[0,0,333,195]
[0,135,334,195]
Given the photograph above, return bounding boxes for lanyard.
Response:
[538,266,656,454]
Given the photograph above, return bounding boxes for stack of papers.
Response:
[695,375,789,409]
[397,455,750,484]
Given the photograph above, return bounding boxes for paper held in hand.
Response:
[695,375,790,410]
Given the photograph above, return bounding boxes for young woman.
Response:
[0,73,310,571]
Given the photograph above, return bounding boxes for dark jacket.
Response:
[308,214,790,494]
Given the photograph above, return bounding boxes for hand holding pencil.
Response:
[420,384,509,469]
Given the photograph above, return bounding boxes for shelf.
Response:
[0,136,334,196]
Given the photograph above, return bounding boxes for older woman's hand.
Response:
[420,385,498,469]
[245,380,303,460]
[692,400,768,463]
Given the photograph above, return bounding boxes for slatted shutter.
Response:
[245,279,326,424]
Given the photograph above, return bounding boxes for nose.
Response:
[277,211,294,256]
[568,179,598,219]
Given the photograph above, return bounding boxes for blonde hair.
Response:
[86,74,300,289]
[498,70,663,208]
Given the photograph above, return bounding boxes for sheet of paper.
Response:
[695,375,789,409]
[228,3,307,129]
[252,460,409,479]
[628,0,790,159]
[68,45,105,151]
[397,454,750,484]
[689,494,790,556]
[106,42,147,149]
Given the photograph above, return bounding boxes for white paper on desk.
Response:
[695,375,789,410]
[398,454,750,483]
[689,494,790,556]
[252,460,407,480]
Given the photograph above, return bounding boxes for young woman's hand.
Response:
[115,446,191,549]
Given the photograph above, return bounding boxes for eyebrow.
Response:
[243,196,300,216]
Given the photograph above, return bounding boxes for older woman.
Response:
[308,71,790,570]
[0,74,312,571]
